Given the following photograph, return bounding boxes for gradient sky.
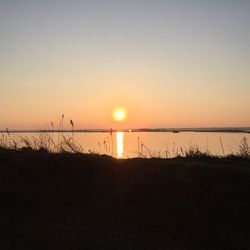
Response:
[0,0,250,129]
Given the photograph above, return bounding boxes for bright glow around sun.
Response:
[113,108,126,122]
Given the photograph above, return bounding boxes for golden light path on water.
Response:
[116,132,124,158]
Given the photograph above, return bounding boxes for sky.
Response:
[0,0,250,130]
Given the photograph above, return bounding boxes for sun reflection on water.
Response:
[116,132,124,158]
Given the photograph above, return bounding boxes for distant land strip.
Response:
[1,128,250,133]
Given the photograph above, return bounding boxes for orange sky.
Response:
[0,1,250,130]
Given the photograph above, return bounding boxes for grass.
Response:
[1,119,249,249]
[1,115,249,159]
[0,147,249,250]
[1,130,250,159]
[238,136,250,158]
[0,116,82,154]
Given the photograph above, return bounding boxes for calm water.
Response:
[5,131,250,158]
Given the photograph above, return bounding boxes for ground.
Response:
[0,148,250,250]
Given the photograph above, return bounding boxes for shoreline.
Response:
[1,127,250,133]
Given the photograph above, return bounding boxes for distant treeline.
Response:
[1,127,250,133]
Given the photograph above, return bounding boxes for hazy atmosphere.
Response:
[1,0,250,130]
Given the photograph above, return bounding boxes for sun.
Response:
[113,108,126,122]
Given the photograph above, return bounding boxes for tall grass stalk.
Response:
[238,136,249,158]
[220,137,225,156]
[137,137,140,157]
[61,114,64,133]
[70,119,74,137]
[110,128,113,156]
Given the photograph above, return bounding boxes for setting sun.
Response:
[113,108,126,122]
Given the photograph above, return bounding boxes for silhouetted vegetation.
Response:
[1,130,250,159]
[238,136,250,158]
[0,147,250,250]
[1,116,249,158]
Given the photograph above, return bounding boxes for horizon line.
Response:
[1,127,250,133]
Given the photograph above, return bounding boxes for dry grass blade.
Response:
[62,136,83,153]
[238,136,249,158]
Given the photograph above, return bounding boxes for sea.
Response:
[2,129,250,158]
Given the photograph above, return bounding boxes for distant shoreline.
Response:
[1,127,250,133]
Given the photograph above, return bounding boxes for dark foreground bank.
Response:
[0,148,250,250]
